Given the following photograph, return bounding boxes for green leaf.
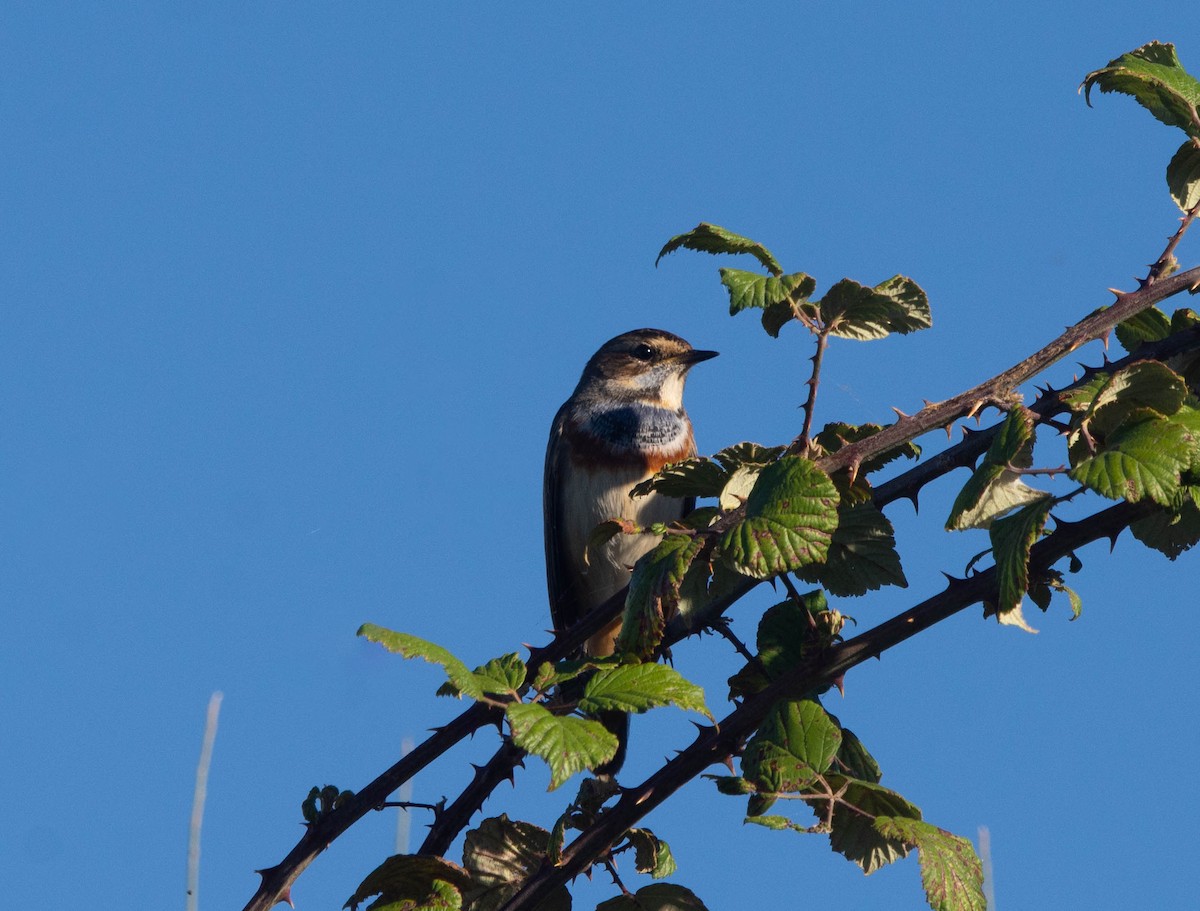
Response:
[719,456,840,579]
[1167,139,1200,211]
[631,457,728,499]
[656,222,783,275]
[1115,305,1172,352]
[468,653,527,698]
[874,817,986,911]
[807,777,918,873]
[580,663,711,719]
[505,703,618,789]
[813,422,921,475]
[617,534,704,660]
[596,883,710,911]
[1082,42,1200,139]
[816,275,932,340]
[346,854,472,911]
[705,774,757,796]
[836,727,882,783]
[745,814,812,832]
[1062,362,1188,428]
[744,699,842,791]
[358,625,483,701]
[626,828,678,879]
[719,268,816,315]
[462,815,572,911]
[946,408,1049,530]
[798,502,908,596]
[989,499,1054,620]
[1131,496,1200,558]
[714,441,787,471]
[1070,415,1191,504]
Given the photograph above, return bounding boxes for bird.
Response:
[544,328,717,774]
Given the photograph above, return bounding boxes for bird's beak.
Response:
[680,348,719,366]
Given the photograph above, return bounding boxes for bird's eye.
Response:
[630,343,655,361]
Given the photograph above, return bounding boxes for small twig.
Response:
[601,857,632,896]
[711,618,766,676]
[1005,463,1070,477]
[1147,190,1200,285]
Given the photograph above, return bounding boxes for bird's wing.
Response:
[544,403,586,633]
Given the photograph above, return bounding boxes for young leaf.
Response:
[626,828,679,879]
[719,267,819,337]
[358,625,483,701]
[463,815,572,911]
[798,501,908,596]
[346,854,472,911]
[469,653,527,699]
[836,728,882,783]
[989,499,1054,621]
[1167,139,1200,211]
[873,817,986,911]
[816,276,932,340]
[719,456,840,579]
[505,703,618,789]
[596,883,710,911]
[580,663,712,719]
[1061,361,1188,426]
[714,441,786,471]
[1082,42,1200,139]
[656,223,782,275]
[617,534,704,660]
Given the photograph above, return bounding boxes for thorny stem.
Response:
[1148,180,1200,284]
[796,328,831,450]
[496,500,1150,911]
[711,617,766,676]
[242,264,1200,911]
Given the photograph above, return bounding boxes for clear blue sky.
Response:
[3,4,1197,910]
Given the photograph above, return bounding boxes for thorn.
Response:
[891,406,910,420]
[1108,287,1126,300]
[923,399,935,407]
[846,458,862,486]
[944,423,955,440]
[831,674,845,697]
[906,490,920,514]
[723,755,736,773]
[964,399,985,420]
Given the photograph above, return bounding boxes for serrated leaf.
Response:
[1070,415,1191,504]
[617,534,703,660]
[813,422,921,475]
[1062,362,1188,430]
[346,854,472,911]
[989,499,1053,621]
[798,502,908,596]
[1115,305,1172,352]
[720,268,816,314]
[358,625,483,701]
[874,817,986,911]
[816,276,932,340]
[470,653,527,698]
[463,816,571,911]
[1168,139,1200,211]
[806,776,918,873]
[656,223,782,275]
[580,663,711,718]
[744,699,842,788]
[626,828,678,879]
[719,456,840,579]
[745,814,810,832]
[714,442,786,471]
[1131,496,1200,558]
[505,703,617,789]
[596,883,710,911]
[1082,42,1200,139]
[631,458,728,499]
